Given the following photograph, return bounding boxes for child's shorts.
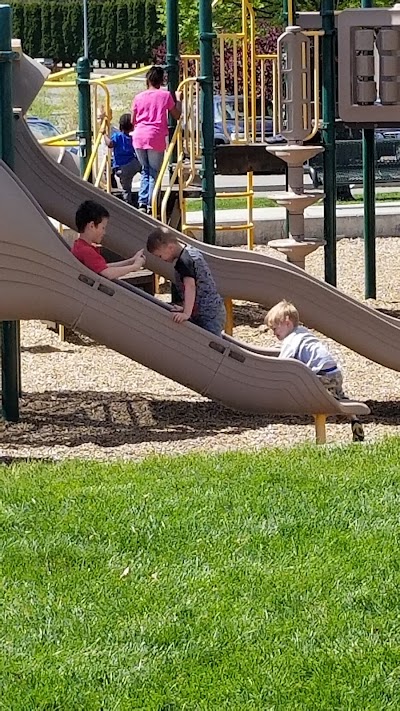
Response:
[318,370,347,401]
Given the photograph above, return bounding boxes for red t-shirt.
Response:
[71,238,107,274]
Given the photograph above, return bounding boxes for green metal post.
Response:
[321,0,337,286]
[166,0,179,153]
[76,56,92,178]
[362,0,376,299]
[0,4,19,422]
[282,0,288,24]
[282,0,289,239]
[199,0,216,244]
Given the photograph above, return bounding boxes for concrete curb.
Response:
[186,202,400,245]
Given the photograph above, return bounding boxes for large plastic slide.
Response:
[0,160,368,418]
[11,54,400,374]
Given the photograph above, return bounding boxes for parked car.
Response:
[27,115,61,141]
[27,115,79,155]
[27,115,80,172]
[213,95,274,145]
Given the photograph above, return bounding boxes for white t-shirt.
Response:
[279,326,339,374]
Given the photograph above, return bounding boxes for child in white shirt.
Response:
[266,300,364,442]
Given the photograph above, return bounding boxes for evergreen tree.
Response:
[9,0,162,66]
[50,2,66,62]
[144,0,161,59]
[116,0,130,65]
[23,3,42,58]
[41,2,52,57]
[131,0,146,64]
[102,1,117,66]
[88,0,102,62]
[12,3,24,45]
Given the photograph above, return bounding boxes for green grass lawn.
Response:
[2,443,400,709]
[186,192,400,212]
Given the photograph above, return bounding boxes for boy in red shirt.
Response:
[72,200,145,278]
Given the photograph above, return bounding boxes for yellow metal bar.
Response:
[241,1,249,143]
[152,119,182,218]
[152,76,198,220]
[272,58,278,135]
[314,414,327,444]
[92,65,152,85]
[256,53,278,60]
[224,298,234,335]
[82,81,111,184]
[247,170,254,250]
[183,223,254,232]
[46,67,76,82]
[233,39,241,142]
[260,58,266,142]
[247,1,257,142]
[83,116,107,182]
[160,146,183,223]
[43,80,76,88]
[217,223,254,231]
[288,0,295,25]
[38,129,76,144]
[215,191,253,198]
[38,140,79,147]
[93,84,99,177]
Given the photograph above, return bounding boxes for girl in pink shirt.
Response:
[131,66,182,214]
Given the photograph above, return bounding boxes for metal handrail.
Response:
[151,77,198,219]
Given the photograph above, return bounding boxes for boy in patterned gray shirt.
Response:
[147,226,226,336]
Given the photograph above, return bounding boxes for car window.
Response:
[28,121,60,140]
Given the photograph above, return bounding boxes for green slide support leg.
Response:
[0,3,20,422]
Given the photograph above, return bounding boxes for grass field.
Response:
[2,443,400,709]
[186,192,400,212]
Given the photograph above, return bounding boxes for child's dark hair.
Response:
[75,201,110,233]
[147,226,178,253]
[146,65,164,89]
[119,113,133,132]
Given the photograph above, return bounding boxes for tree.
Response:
[156,0,282,51]
[50,1,66,62]
[23,3,42,57]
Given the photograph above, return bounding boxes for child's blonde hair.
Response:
[265,300,300,328]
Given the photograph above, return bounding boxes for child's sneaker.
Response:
[138,204,147,213]
[351,419,365,442]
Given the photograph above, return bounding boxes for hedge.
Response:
[10,0,162,66]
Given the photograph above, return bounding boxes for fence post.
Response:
[166,0,179,156]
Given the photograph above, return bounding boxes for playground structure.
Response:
[4,0,400,441]
[0,14,377,443]
[23,0,388,292]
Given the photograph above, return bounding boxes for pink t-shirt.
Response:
[132,88,175,152]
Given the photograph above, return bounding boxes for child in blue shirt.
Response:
[102,113,141,205]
